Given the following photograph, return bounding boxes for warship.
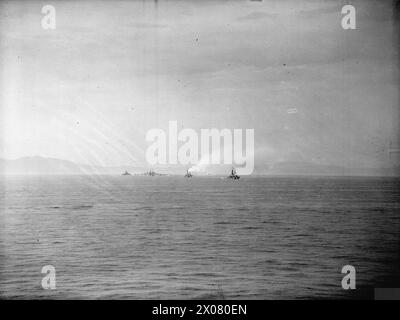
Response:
[184,169,193,178]
[227,167,240,180]
[136,169,166,176]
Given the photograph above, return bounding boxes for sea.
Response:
[0,175,399,299]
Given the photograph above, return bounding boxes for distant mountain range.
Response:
[0,156,399,176]
[253,161,400,177]
[0,156,145,175]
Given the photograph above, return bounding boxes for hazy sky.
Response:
[0,0,399,169]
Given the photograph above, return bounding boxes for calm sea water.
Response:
[0,175,399,299]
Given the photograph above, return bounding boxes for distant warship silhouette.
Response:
[137,168,166,176]
[227,167,240,180]
[184,169,193,178]
[122,170,131,175]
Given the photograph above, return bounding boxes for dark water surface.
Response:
[0,175,399,299]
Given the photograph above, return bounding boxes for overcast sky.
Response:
[0,0,398,169]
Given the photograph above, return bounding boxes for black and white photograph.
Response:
[0,0,399,305]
